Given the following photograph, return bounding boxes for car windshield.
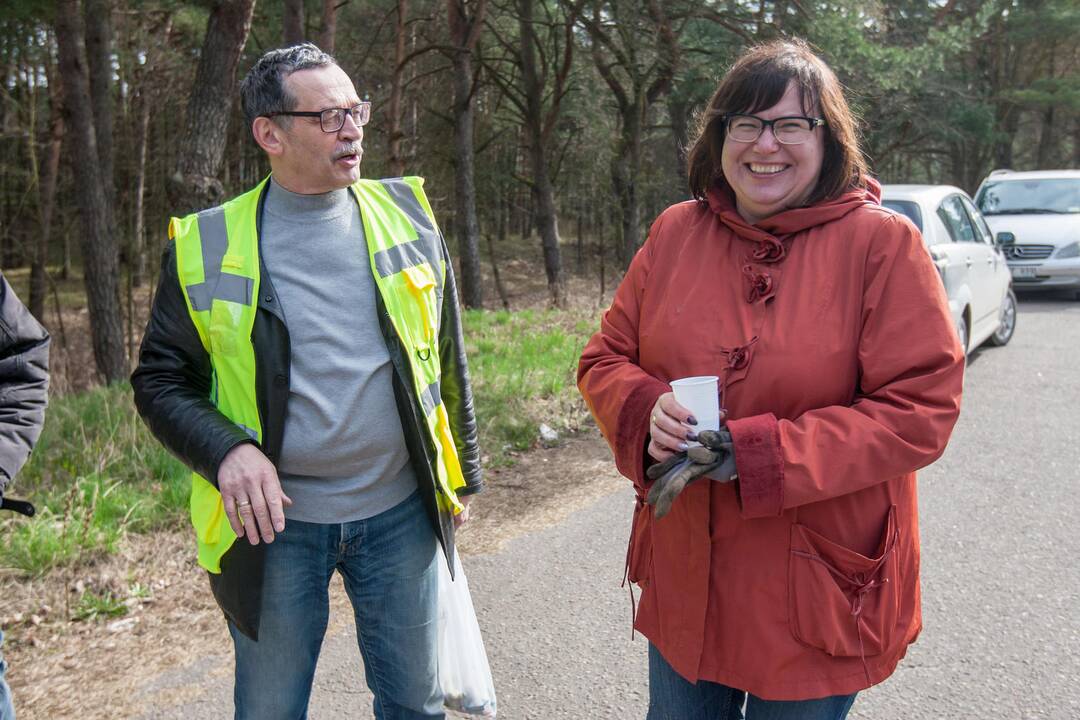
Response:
[882,200,923,231]
[976,178,1080,215]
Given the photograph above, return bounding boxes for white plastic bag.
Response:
[437,551,497,717]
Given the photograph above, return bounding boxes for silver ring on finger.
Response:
[236,499,252,510]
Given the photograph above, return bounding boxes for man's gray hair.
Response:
[240,43,337,128]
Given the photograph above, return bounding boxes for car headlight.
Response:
[1057,242,1080,259]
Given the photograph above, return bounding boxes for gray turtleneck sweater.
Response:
[261,178,417,523]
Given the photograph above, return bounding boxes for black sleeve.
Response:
[438,238,483,495]
[0,274,50,498]
[130,244,253,486]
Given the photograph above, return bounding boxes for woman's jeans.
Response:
[228,490,444,720]
[0,630,13,720]
[647,644,857,720]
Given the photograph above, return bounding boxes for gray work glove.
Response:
[645,429,736,519]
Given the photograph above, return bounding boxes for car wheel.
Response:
[957,313,968,355]
[987,289,1017,346]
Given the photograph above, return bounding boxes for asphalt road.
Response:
[140,295,1080,719]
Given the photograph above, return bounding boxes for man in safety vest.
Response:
[132,43,482,719]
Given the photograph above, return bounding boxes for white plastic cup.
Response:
[670,375,721,434]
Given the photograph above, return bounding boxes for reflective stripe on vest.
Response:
[171,178,266,573]
[352,177,465,515]
[171,175,465,574]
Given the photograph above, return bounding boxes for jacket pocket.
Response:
[788,505,901,658]
[209,302,244,357]
[400,263,440,341]
[626,498,653,588]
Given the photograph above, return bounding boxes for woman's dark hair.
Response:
[686,39,868,204]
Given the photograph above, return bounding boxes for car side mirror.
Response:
[995,231,1015,246]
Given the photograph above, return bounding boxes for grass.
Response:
[72,589,129,622]
[0,383,189,577]
[0,307,600,577]
[463,307,597,463]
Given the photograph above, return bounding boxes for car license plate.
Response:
[1011,266,1039,279]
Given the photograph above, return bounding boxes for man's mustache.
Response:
[334,144,362,159]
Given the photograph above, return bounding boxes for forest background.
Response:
[0,0,1078,388]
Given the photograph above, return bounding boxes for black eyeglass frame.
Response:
[263,101,371,133]
[722,113,827,145]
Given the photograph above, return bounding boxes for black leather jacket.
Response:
[131,188,483,639]
[0,273,50,501]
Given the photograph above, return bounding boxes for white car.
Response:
[973,169,1080,298]
[882,184,1017,354]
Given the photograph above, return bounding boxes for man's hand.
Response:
[217,443,292,545]
[454,494,473,529]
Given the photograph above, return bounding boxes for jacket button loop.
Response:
[417,348,431,362]
[264,295,273,303]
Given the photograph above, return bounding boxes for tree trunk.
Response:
[581,0,678,269]
[131,14,172,288]
[319,0,338,53]
[132,90,151,288]
[1073,117,1080,168]
[450,50,483,309]
[613,107,642,267]
[532,167,565,307]
[668,93,691,195]
[283,0,305,45]
[576,203,584,274]
[948,142,964,190]
[83,0,115,212]
[30,56,64,321]
[388,0,408,177]
[518,0,564,306]
[170,0,257,215]
[486,233,510,310]
[1036,105,1056,169]
[21,37,41,293]
[597,205,607,301]
[993,104,1019,170]
[54,0,128,383]
[446,0,487,309]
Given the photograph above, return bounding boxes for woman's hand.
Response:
[647,392,727,462]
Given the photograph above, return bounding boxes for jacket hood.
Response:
[706,177,883,246]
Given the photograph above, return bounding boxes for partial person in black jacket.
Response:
[131,43,482,720]
[0,272,50,720]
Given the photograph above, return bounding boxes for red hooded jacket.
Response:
[577,180,964,700]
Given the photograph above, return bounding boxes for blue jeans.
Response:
[228,490,443,720]
[0,630,13,720]
[647,644,857,720]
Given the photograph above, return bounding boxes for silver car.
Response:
[974,169,1080,298]
[882,184,1017,354]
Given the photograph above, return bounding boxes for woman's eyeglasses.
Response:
[723,113,825,145]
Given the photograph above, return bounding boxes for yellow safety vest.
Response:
[170,175,466,573]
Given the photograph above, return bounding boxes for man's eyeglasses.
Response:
[264,102,371,133]
[723,113,825,145]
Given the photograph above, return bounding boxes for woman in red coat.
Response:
[577,40,964,719]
